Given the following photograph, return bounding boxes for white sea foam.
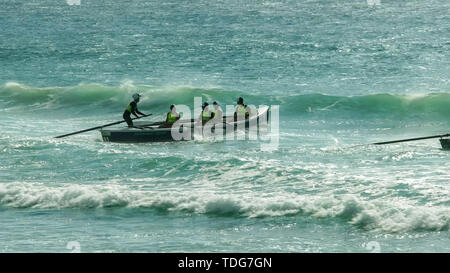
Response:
[1,182,449,233]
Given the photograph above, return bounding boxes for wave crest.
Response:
[1,182,449,233]
[1,82,450,118]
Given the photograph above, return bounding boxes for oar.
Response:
[373,133,450,145]
[54,114,152,138]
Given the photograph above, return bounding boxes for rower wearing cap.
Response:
[123,93,146,127]
[200,102,214,124]
[234,97,251,121]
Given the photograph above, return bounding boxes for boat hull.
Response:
[440,138,450,150]
[101,128,175,143]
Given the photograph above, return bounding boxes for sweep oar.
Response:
[54,114,152,138]
[373,133,450,145]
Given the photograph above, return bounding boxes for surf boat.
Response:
[100,106,269,143]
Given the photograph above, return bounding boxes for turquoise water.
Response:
[1,0,449,252]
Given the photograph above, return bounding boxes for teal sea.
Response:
[1,0,449,252]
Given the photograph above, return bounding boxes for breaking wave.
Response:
[1,82,450,118]
[1,182,449,233]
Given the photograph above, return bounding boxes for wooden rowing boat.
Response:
[100,106,269,143]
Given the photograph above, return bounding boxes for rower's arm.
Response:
[129,102,140,117]
[131,110,139,118]
[135,108,145,116]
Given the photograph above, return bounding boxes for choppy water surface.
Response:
[0,0,449,252]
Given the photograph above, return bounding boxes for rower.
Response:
[123,93,146,127]
[200,102,214,124]
[234,97,251,121]
[164,104,180,126]
[212,101,223,121]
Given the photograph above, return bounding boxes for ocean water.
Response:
[1,0,449,253]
